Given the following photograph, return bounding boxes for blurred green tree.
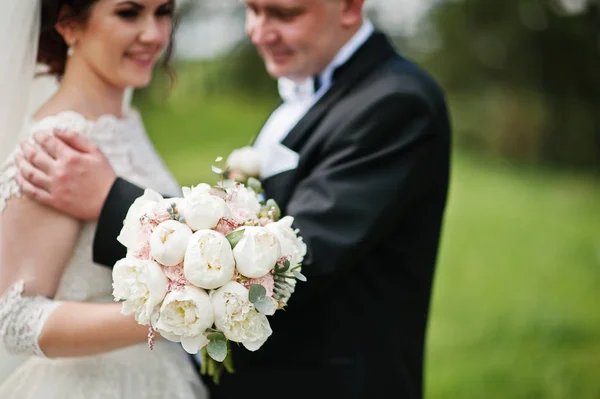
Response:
[423,0,600,171]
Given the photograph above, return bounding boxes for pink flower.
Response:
[134,240,152,260]
[214,217,242,236]
[133,224,154,260]
[225,184,261,224]
[163,263,190,291]
[248,273,275,297]
[144,206,172,227]
[209,187,227,199]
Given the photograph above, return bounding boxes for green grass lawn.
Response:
[427,155,600,398]
[137,93,600,398]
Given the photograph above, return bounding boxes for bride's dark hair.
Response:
[38,0,97,76]
[38,0,175,77]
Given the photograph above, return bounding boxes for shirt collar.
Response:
[317,19,375,90]
[278,20,375,103]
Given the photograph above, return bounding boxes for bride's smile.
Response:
[124,50,161,69]
[56,0,175,90]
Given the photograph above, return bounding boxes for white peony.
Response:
[184,230,236,289]
[179,184,227,231]
[117,189,164,250]
[226,146,262,177]
[112,257,168,325]
[264,216,307,267]
[226,185,261,223]
[150,220,193,266]
[154,285,214,354]
[211,282,272,351]
[232,226,281,278]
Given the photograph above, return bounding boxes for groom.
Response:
[17,0,451,397]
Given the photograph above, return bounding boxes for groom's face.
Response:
[245,0,363,81]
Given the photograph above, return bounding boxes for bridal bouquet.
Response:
[111,155,306,383]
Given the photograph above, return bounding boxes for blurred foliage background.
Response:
[133,0,600,397]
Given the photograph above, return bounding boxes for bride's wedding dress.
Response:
[0,109,207,398]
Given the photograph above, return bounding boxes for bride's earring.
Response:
[67,39,76,57]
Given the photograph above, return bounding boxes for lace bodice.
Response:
[0,110,182,355]
[0,110,207,398]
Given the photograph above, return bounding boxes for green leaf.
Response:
[226,229,245,249]
[207,354,215,374]
[223,347,235,374]
[293,270,307,282]
[255,296,276,315]
[200,347,208,376]
[249,284,266,303]
[275,262,289,274]
[247,177,263,194]
[206,332,226,342]
[266,199,281,221]
[207,339,227,362]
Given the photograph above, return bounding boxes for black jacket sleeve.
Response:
[92,178,145,267]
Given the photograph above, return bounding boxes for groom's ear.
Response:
[340,0,365,28]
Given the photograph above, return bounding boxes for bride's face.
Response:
[70,0,174,88]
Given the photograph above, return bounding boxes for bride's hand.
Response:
[15,129,116,221]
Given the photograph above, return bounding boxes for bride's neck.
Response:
[57,58,126,119]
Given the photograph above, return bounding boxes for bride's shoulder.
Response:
[26,100,96,137]
[26,107,140,140]
[27,110,94,136]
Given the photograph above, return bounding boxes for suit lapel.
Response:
[281,32,397,152]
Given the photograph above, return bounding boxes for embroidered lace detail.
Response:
[0,109,201,397]
[0,157,20,212]
[0,281,61,357]
[0,110,180,214]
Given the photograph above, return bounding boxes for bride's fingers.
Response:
[14,154,52,192]
[20,141,55,174]
[15,167,52,205]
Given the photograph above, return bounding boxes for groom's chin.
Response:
[263,62,284,80]
[262,55,296,80]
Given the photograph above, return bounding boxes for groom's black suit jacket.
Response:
[93,32,450,399]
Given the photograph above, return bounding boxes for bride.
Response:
[0,0,207,397]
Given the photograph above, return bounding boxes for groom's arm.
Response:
[92,178,145,267]
[284,88,450,305]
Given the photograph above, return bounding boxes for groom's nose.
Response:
[247,14,278,46]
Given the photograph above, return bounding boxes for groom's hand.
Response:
[15,130,116,221]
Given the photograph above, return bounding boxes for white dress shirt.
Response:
[253,20,375,179]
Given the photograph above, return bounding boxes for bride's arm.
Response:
[39,301,150,358]
[0,187,149,359]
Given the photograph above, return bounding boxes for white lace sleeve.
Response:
[0,112,93,213]
[0,281,62,357]
[0,153,21,213]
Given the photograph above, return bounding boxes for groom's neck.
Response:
[284,21,363,83]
